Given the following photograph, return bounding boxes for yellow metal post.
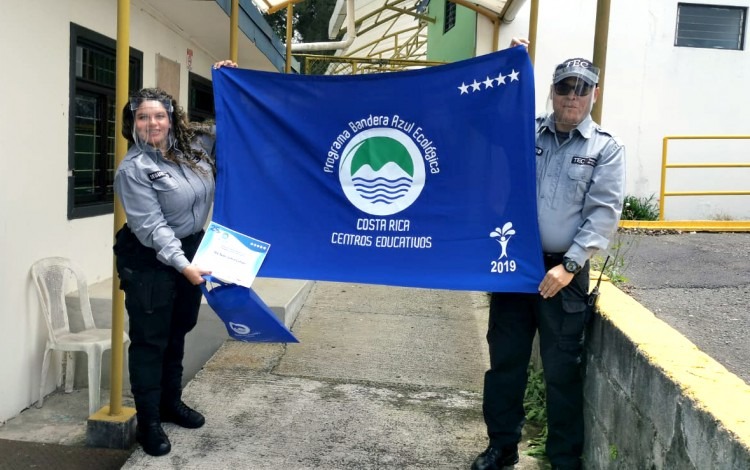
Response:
[491,19,499,52]
[109,0,130,418]
[230,0,239,63]
[591,0,611,124]
[285,4,294,73]
[527,0,539,65]
[659,137,668,221]
[526,0,539,369]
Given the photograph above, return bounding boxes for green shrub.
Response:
[621,194,659,221]
[524,365,548,457]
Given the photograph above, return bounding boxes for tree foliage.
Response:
[266,0,339,46]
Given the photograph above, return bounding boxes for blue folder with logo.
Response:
[200,275,298,343]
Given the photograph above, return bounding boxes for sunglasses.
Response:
[553,81,594,96]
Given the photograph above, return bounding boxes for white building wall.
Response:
[481,0,750,220]
[0,0,273,423]
[0,0,81,425]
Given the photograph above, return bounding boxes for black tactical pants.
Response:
[482,254,590,469]
[114,226,203,423]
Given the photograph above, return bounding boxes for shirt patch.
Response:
[535,146,544,156]
[571,156,596,167]
[148,171,171,181]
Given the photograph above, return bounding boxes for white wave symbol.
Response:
[351,162,413,205]
[229,322,251,335]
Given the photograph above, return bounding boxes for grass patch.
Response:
[591,229,640,285]
[524,365,548,458]
[609,444,619,460]
[622,194,659,221]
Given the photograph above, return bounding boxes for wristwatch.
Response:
[563,257,582,275]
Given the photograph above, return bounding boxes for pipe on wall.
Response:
[285,0,356,52]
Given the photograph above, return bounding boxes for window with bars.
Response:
[675,3,747,50]
[188,72,215,123]
[68,24,142,219]
[444,0,456,33]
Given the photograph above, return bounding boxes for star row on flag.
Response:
[458,69,520,95]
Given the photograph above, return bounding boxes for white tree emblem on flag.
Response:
[490,222,516,259]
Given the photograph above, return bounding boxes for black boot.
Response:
[160,400,205,429]
[136,421,171,456]
[471,444,519,470]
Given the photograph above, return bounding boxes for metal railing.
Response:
[294,54,445,76]
[659,135,750,221]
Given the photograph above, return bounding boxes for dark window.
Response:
[188,72,215,122]
[68,24,142,219]
[675,3,746,50]
[444,1,456,33]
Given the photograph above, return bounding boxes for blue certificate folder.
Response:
[200,276,299,343]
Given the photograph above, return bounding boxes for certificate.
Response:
[192,221,270,288]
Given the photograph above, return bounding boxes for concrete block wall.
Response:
[584,282,750,469]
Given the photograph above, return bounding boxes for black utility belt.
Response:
[114,224,204,267]
[543,252,566,263]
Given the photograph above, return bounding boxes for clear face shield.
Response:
[129,98,175,153]
[546,58,600,131]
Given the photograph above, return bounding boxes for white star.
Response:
[509,69,520,81]
[495,72,506,85]
[483,76,494,89]
[470,80,481,92]
[458,82,469,94]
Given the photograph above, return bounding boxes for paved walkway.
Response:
[122,283,546,469]
[0,282,548,469]
[3,231,747,468]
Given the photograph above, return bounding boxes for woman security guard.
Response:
[113,87,215,457]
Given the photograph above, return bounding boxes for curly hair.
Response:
[121,88,214,174]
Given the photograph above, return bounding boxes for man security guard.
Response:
[472,51,626,470]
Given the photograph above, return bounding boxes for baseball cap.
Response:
[553,58,600,86]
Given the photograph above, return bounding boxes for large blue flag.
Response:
[212,46,545,292]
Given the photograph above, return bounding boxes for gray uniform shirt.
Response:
[114,145,215,273]
[535,114,626,266]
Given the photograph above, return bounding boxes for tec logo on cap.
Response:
[553,57,600,86]
[563,58,594,69]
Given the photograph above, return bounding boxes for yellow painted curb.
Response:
[597,282,750,447]
[619,220,750,232]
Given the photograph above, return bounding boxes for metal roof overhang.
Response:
[137,0,290,72]
[251,0,522,61]
[137,0,524,72]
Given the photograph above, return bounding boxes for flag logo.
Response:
[490,222,516,260]
[229,322,252,336]
[339,127,426,216]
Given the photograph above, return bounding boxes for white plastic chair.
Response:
[30,257,130,416]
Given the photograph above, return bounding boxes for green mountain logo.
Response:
[340,129,425,216]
